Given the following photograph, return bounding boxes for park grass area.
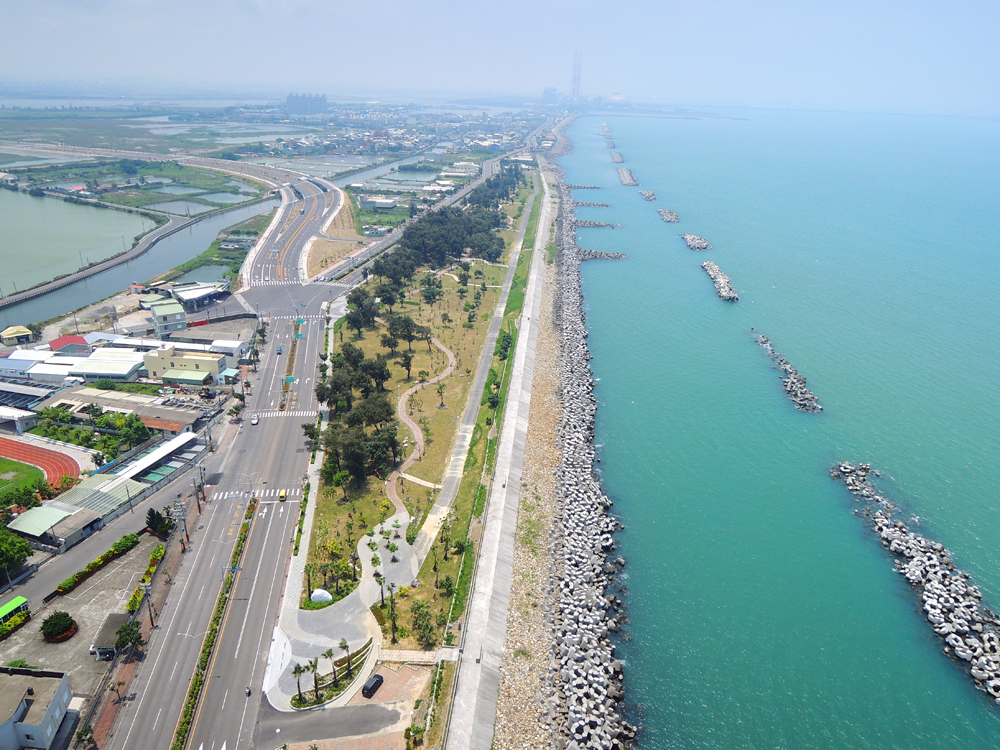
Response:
[307,175,538,651]
[0,458,44,497]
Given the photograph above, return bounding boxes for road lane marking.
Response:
[233,514,276,659]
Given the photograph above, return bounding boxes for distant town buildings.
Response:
[286,94,328,115]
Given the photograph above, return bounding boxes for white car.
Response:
[251,414,259,425]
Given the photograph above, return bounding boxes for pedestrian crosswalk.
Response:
[254,409,318,418]
[209,486,303,501]
[269,315,323,321]
[249,280,300,287]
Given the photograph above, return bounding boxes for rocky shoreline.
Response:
[755,334,823,412]
[617,168,638,186]
[639,191,655,201]
[545,173,637,749]
[657,209,680,223]
[701,261,738,301]
[831,462,1000,707]
[681,233,712,250]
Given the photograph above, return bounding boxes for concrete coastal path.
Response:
[446,168,554,750]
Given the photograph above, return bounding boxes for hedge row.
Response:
[57,533,139,594]
[0,612,30,641]
[292,485,310,556]
[171,499,256,750]
[125,544,167,613]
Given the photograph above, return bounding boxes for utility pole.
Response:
[170,500,189,543]
[138,582,154,627]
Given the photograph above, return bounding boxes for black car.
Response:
[361,673,384,698]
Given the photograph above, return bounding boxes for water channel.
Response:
[0,197,277,329]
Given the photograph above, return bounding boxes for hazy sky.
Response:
[4,0,1000,115]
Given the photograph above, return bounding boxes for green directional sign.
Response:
[296,318,304,325]
[295,333,302,339]
[286,376,295,383]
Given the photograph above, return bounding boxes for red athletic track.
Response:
[0,436,80,484]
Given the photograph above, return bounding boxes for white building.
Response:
[0,667,72,750]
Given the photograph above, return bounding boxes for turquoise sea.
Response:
[559,111,1000,748]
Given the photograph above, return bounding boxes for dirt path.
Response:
[385,338,456,515]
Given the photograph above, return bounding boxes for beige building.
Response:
[143,345,225,385]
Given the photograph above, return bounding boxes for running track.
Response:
[0,436,80,484]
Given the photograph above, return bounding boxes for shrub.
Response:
[0,612,30,641]
[40,611,74,639]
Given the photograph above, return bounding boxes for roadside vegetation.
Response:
[29,404,153,467]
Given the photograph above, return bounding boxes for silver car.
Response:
[251,414,259,425]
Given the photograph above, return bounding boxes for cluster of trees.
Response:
[0,527,32,583]
[35,405,152,465]
[466,165,525,209]
[397,204,505,265]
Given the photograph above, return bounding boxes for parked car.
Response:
[361,673,384,698]
[251,414,259,425]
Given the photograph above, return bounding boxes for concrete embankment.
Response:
[832,462,1000,708]
[756,334,823,412]
[544,175,637,749]
[681,233,712,250]
[611,152,625,163]
[657,209,680,223]
[701,261,738,301]
[617,169,638,186]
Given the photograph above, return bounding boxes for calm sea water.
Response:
[560,111,1000,748]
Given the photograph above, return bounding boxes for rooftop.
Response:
[0,668,65,726]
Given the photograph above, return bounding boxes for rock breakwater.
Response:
[606,141,616,149]
[701,261,738,301]
[681,233,712,250]
[579,250,629,261]
[576,220,621,229]
[548,175,638,749]
[832,462,1000,708]
[755,335,823,412]
[567,184,602,190]
[639,191,656,201]
[611,152,625,163]
[576,202,611,208]
[617,168,638,186]
[657,209,680,223]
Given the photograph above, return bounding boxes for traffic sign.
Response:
[286,376,295,383]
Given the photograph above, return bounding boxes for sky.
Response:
[3,0,1000,116]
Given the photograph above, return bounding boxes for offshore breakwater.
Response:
[832,463,1000,707]
[657,209,679,223]
[756,334,823,412]
[701,261,738,301]
[546,174,637,749]
[681,233,712,250]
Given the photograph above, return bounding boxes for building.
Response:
[46,335,89,356]
[167,281,231,313]
[7,502,102,553]
[33,386,203,436]
[0,667,72,750]
[358,195,397,211]
[143,345,226,386]
[67,350,144,383]
[149,301,187,339]
[0,327,32,347]
[0,351,51,379]
[286,94,327,115]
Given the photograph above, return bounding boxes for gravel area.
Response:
[493,230,561,749]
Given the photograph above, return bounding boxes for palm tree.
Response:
[309,657,320,700]
[292,663,306,704]
[340,638,353,680]
[388,583,398,644]
[323,647,338,686]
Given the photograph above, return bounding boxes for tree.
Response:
[302,423,320,443]
[292,663,306,703]
[309,656,320,700]
[440,574,455,598]
[345,308,365,338]
[436,382,446,407]
[115,620,144,651]
[340,638,353,679]
[341,342,365,370]
[93,452,106,468]
[76,725,95,748]
[0,528,32,584]
[389,315,418,350]
[360,356,392,391]
[374,572,385,608]
[399,352,413,380]
[388,583,398,643]
[119,413,152,447]
[145,508,173,535]
[324,647,339,686]
[411,599,435,649]
[40,611,74,639]
[418,370,429,382]
[332,470,351,500]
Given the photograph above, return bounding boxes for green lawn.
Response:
[0,457,43,497]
